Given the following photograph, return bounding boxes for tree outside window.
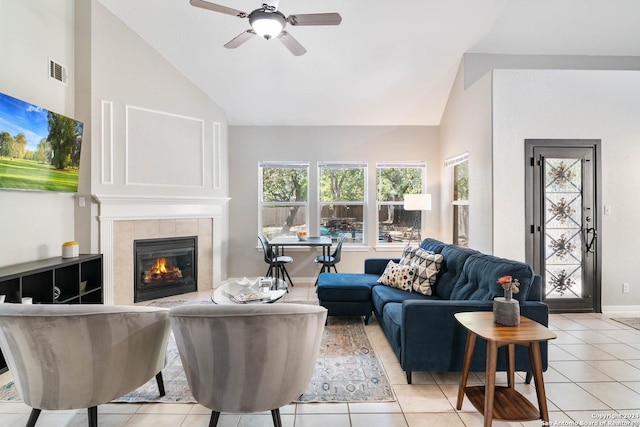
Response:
[259,161,309,239]
[318,162,366,244]
[376,163,426,244]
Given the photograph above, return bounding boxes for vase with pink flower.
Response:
[493,275,521,326]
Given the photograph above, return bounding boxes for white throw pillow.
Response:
[377,260,415,292]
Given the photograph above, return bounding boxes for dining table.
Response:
[268,236,334,273]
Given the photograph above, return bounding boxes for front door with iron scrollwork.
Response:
[526,140,601,313]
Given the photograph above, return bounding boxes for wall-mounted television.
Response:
[0,92,83,193]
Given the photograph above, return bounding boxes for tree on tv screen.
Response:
[47,111,82,170]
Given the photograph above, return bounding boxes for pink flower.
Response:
[497,275,520,294]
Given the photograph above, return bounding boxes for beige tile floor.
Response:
[1,280,640,426]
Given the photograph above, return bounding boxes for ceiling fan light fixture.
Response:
[249,9,286,40]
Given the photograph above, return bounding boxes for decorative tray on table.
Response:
[222,278,279,303]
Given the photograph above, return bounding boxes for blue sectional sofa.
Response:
[317,238,550,384]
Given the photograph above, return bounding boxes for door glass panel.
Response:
[544,159,583,299]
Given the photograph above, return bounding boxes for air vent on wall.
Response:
[48,58,68,85]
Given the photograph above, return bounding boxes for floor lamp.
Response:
[403,194,432,246]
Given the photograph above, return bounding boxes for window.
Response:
[318,162,367,244]
[259,161,309,239]
[376,162,426,244]
[446,154,469,247]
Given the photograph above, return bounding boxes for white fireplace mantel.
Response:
[93,194,230,304]
[93,194,230,220]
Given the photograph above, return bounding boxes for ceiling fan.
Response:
[190,0,342,56]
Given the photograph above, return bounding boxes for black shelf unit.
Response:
[0,254,103,372]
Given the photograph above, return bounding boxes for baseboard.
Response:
[601,305,640,314]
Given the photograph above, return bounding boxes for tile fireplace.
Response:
[95,194,227,305]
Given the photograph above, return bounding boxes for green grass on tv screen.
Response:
[0,158,79,193]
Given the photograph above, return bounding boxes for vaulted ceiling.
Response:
[98,0,640,126]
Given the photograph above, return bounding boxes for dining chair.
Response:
[0,304,170,427]
[169,303,327,427]
[314,233,347,285]
[258,235,294,287]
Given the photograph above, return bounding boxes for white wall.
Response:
[228,126,440,278]
[0,0,77,266]
[439,58,494,253]
[493,69,640,310]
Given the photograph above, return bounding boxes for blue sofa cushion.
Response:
[433,245,480,299]
[317,273,378,302]
[381,302,403,357]
[450,253,534,302]
[365,258,401,276]
[372,284,439,317]
[419,238,447,253]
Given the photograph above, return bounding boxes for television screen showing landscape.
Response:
[0,92,83,193]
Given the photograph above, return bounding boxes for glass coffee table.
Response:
[212,277,288,304]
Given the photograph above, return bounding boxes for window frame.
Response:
[375,161,427,246]
[317,161,368,245]
[258,161,310,239]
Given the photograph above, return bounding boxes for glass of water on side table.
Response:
[259,277,272,293]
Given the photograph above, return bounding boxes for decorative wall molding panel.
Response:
[101,100,114,184]
[213,122,221,189]
[125,105,205,188]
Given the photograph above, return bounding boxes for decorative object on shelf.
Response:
[493,275,520,326]
[21,297,33,305]
[297,230,308,241]
[62,241,79,258]
[53,286,61,301]
[0,295,5,304]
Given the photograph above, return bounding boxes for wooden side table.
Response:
[454,312,556,427]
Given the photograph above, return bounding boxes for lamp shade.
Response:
[249,10,286,40]
[403,194,432,211]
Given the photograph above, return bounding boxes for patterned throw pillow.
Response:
[411,248,444,295]
[377,260,415,291]
[398,246,417,266]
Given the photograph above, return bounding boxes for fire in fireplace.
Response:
[134,236,197,302]
[143,257,184,284]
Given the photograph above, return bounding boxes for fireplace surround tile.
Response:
[111,218,213,305]
[159,220,177,238]
[134,220,161,239]
[176,219,199,236]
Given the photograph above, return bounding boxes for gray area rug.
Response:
[0,300,394,403]
[611,317,640,331]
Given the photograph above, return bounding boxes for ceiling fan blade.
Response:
[190,0,247,18]
[287,13,342,26]
[224,30,256,49]
[278,31,306,56]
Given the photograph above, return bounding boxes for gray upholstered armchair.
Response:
[169,303,327,427]
[0,304,171,427]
